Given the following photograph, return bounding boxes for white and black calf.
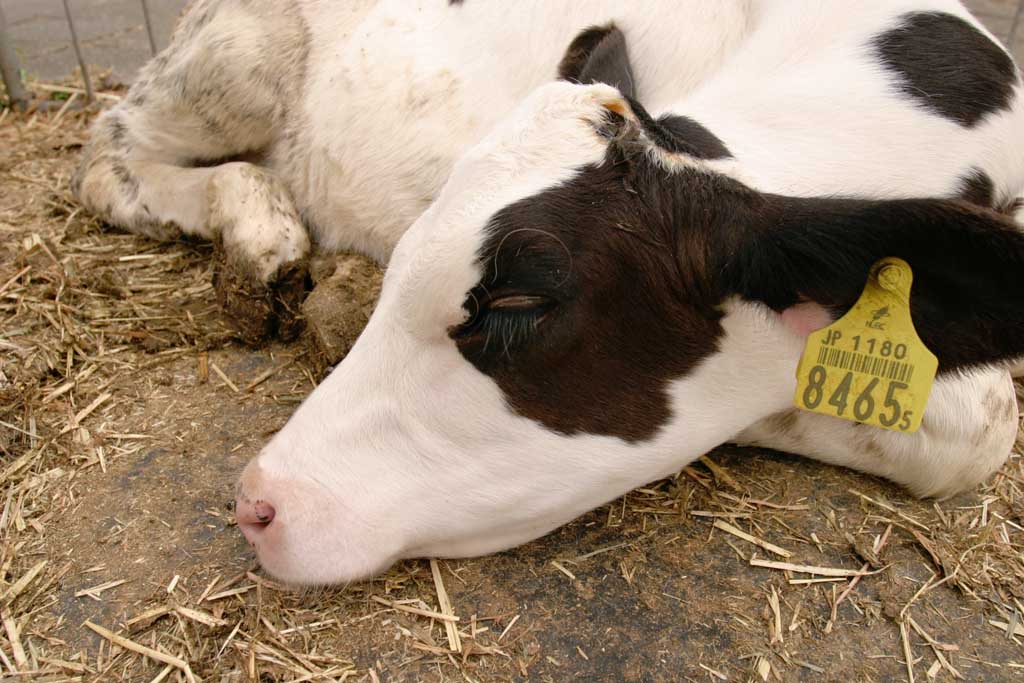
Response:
[74,0,1024,584]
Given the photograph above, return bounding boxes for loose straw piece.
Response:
[1,609,27,669]
[84,621,196,683]
[0,560,47,604]
[990,619,1024,638]
[751,558,884,578]
[175,606,227,628]
[713,520,792,558]
[371,595,459,623]
[430,560,462,653]
[205,585,255,601]
[768,587,783,644]
[0,265,31,298]
[244,359,296,392]
[900,619,916,683]
[31,83,120,101]
[551,560,577,580]
[848,489,928,530]
[209,361,240,393]
[699,455,743,491]
[59,391,112,434]
[148,663,176,683]
[75,578,127,599]
[826,524,892,633]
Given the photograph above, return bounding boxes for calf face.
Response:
[235,79,1024,584]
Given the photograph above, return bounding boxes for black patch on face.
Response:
[451,123,1024,440]
[957,168,995,208]
[872,12,1018,127]
[451,146,753,442]
[449,0,463,4]
[558,24,636,99]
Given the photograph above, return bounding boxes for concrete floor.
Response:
[1,0,1024,85]
[2,0,188,84]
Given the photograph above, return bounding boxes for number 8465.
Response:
[802,365,913,431]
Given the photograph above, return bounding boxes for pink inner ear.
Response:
[780,301,833,338]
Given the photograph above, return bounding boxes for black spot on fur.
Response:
[761,409,801,437]
[449,0,463,4]
[623,97,731,159]
[656,116,731,159]
[1000,197,1024,216]
[872,12,1017,127]
[107,115,128,146]
[954,168,1022,216]
[127,79,150,107]
[111,162,140,203]
[957,168,995,208]
[728,194,1024,372]
[558,24,636,98]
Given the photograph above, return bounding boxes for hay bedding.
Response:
[3,86,1024,683]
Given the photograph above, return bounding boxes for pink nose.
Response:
[236,496,276,543]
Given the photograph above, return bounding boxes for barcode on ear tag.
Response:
[793,257,937,433]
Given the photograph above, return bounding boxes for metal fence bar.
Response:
[0,0,28,109]
[1008,0,1024,51]
[140,0,157,56]
[60,0,94,104]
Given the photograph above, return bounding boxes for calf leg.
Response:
[72,0,311,341]
[736,366,1018,498]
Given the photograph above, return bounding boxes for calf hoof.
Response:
[213,244,310,345]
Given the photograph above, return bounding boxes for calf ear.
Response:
[558,24,636,98]
[726,196,1024,373]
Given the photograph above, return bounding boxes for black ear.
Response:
[727,196,1024,373]
[558,24,636,99]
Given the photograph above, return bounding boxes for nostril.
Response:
[253,501,275,525]
[236,497,277,533]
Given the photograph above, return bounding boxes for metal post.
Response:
[61,0,94,104]
[1008,0,1024,52]
[0,0,28,109]
[140,0,157,56]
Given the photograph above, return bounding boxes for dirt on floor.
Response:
[3,87,1024,683]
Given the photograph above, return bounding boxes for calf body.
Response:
[75,0,1024,583]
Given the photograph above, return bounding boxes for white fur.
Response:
[210,164,309,282]
[77,0,1024,583]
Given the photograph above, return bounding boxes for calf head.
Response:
[236,47,1024,586]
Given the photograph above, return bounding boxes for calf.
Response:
[75,0,1024,584]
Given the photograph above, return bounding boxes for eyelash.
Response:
[476,308,544,355]
[453,295,554,355]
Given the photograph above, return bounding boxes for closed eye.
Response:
[450,292,556,352]
[488,294,552,312]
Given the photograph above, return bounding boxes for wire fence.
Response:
[0,0,167,109]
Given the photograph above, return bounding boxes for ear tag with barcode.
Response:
[793,257,937,433]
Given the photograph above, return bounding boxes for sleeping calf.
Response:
[75,0,1024,584]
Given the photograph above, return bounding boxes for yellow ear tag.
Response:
[793,257,937,433]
